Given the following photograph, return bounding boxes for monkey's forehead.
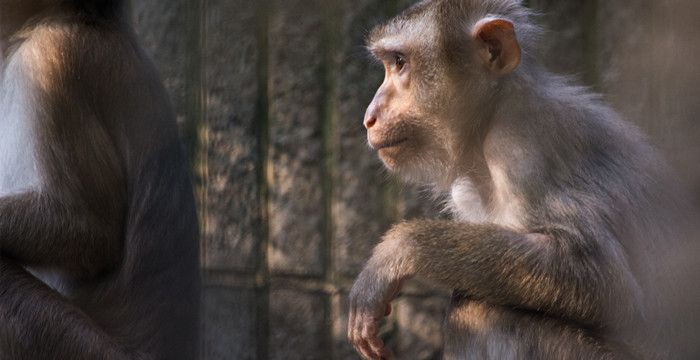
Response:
[367,0,536,55]
[367,4,438,51]
[369,0,527,41]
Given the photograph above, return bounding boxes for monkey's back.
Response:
[473,73,691,358]
[84,22,201,360]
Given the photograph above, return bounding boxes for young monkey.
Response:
[348,1,691,359]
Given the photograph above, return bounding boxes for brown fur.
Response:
[0,1,199,359]
[349,1,693,359]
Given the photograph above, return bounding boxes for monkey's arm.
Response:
[0,32,127,275]
[0,108,126,275]
[348,219,641,358]
[0,191,123,275]
[0,257,149,360]
[352,220,641,326]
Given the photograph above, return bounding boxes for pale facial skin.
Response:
[362,39,457,187]
[364,48,421,172]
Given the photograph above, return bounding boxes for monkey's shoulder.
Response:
[15,17,138,84]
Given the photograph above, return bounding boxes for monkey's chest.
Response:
[449,177,525,229]
[0,74,42,197]
[449,178,488,223]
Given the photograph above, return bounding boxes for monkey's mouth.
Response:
[374,138,408,150]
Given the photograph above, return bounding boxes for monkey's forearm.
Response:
[0,258,140,360]
[373,220,639,326]
[0,193,122,274]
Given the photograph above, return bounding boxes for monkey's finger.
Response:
[355,338,375,360]
[364,329,384,356]
[380,346,394,360]
[361,319,385,359]
[384,303,392,316]
[347,307,356,342]
[368,341,387,360]
[366,335,385,359]
[349,310,373,359]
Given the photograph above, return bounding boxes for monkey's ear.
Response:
[471,18,521,75]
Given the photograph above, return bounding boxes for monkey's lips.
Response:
[371,137,409,151]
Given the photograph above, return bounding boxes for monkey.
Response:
[348,0,695,359]
[0,1,199,359]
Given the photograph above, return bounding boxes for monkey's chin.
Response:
[377,147,408,173]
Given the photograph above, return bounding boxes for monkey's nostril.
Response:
[364,117,377,129]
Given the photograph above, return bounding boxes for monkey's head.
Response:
[364,0,531,184]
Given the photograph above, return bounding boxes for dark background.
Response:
[130,0,700,359]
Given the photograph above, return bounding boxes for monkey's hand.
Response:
[348,270,401,360]
[348,237,407,360]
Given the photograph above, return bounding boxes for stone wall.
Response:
[130,0,700,359]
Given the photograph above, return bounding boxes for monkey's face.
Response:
[365,51,416,166]
[364,7,522,183]
[364,51,455,179]
[364,25,461,182]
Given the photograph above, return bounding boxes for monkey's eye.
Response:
[394,54,407,72]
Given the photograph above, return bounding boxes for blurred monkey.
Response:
[0,1,199,359]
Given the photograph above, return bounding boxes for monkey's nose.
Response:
[364,116,377,129]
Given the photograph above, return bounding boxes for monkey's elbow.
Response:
[579,275,645,330]
[606,278,646,329]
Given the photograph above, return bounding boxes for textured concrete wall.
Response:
[131,0,700,359]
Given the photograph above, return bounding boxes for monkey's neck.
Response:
[447,66,555,205]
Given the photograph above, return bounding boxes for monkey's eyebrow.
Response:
[368,46,406,62]
[368,35,410,57]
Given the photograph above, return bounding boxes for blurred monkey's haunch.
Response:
[0,0,200,359]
